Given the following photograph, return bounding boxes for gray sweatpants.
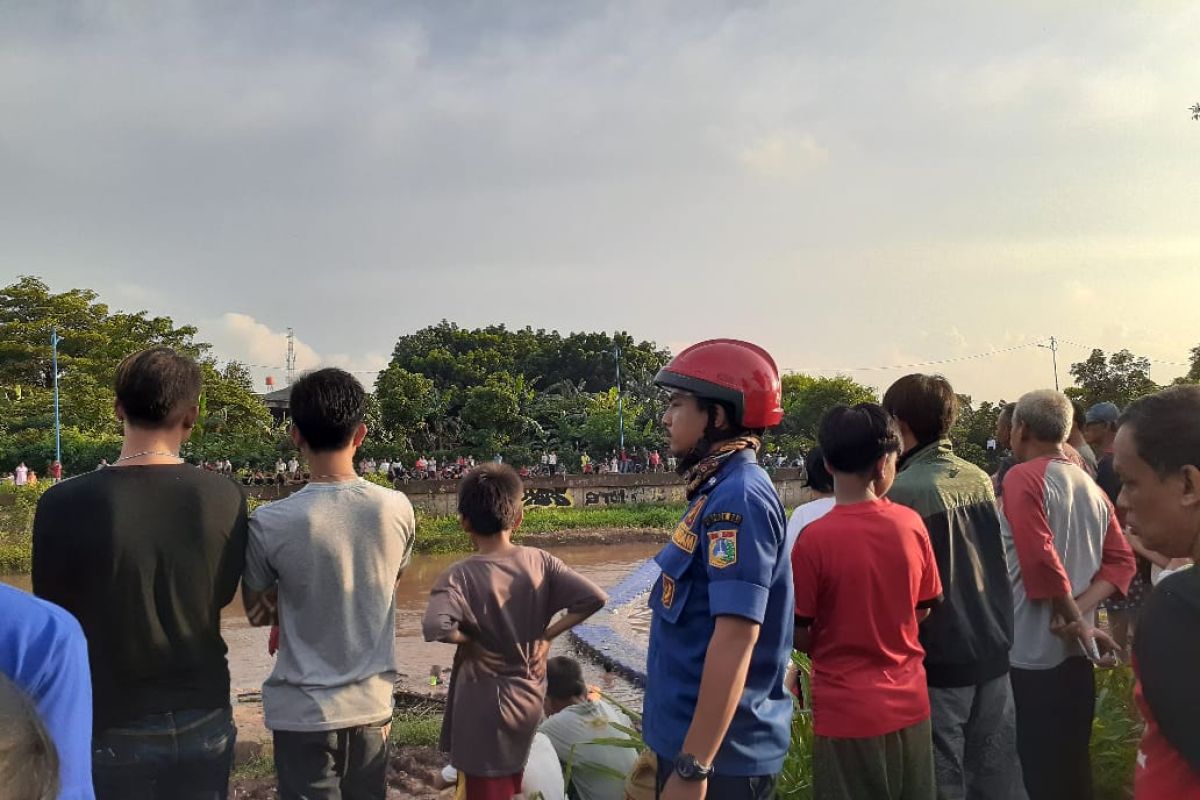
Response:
[929,675,1027,800]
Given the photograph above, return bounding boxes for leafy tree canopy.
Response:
[0,276,274,473]
[1066,348,1159,410]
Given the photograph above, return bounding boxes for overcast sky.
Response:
[3,1,1198,401]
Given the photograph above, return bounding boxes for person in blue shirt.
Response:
[0,583,95,800]
[644,339,791,800]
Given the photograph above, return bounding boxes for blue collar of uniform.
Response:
[698,448,757,494]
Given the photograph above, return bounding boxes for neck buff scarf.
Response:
[681,435,761,500]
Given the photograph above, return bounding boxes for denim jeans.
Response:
[92,706,236,800]
[273,717,391,800]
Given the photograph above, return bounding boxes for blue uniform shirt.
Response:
[0,583,95,800]
[642,449,793,777]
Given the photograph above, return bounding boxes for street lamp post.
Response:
[52,326,62,464]
[613,343,625,457]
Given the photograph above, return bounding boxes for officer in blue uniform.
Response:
[643,339,792,800]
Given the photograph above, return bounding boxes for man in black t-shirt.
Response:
[33,347,248,800]
[1112,387,1200,796]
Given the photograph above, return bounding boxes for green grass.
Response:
[232,748,276,781]
[0,544,31,573]
[1092,665,1141,800]
[390,710,443,748]
[1,488,680,573]
[777,652,815,798]
[0,483,44,573]
[411,503,683,554]
[774,656,1140,799]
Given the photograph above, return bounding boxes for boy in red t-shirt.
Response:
[793,403,943,800]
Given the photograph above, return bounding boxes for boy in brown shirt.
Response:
[423,464,607,799]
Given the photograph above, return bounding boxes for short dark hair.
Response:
[818,403,902,474]
[1072,400,1088,430]
[802,446,834,493]
[288,368,367,452]
[546,656,587,700]
[114,347,202,429]
[0,673,59,800]
[458,463,523,535]
[1120,385,1200,476]
[882,374,958,444]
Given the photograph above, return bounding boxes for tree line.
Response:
[2,276,1195,475]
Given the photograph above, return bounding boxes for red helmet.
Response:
[654,339,784,429]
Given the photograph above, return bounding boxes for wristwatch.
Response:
[674,753,713,781]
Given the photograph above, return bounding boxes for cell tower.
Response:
[286,327,297,385]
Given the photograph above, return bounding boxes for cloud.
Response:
[203,313,320,373]
[201,313,387,391]
[1064,280,1097,306]
[738,132,829,180]
[3,2,1200,404]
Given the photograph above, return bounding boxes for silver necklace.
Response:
[309,473,358,482]
[113,450,182,464]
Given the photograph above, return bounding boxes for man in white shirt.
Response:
[243,369,415,800]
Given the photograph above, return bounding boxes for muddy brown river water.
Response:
[3,541,659,706]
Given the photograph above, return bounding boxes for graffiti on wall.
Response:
[583,486,672,506]
[522,487,574,508]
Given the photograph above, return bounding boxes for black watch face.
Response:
[675,755,707,780]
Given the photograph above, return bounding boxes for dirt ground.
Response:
[230,694,453,799]
[230,745,448,799]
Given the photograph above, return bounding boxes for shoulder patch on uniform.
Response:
[708,528,738,569]
[681,495,709,528]
[671,523,698,554]
[702,511,743,527]
[661,575,676,608]
[669,495,706,554]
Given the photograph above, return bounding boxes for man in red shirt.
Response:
[1112,386,1200,798]
[793,403,942,799]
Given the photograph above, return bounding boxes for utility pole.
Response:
[1038,336,1060,391]
[613,343,625,455]
[51,326,62,464]
[286,327,297,385]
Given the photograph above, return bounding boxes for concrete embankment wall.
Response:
[250,469,810,515]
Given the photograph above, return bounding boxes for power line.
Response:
[1055,339,1192,368]
[783,342,1043,374]
[225,360,381,375]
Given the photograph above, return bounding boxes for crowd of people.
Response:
[32,444,801,494]
[1,459,63,486]
[1,339,1198,800]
